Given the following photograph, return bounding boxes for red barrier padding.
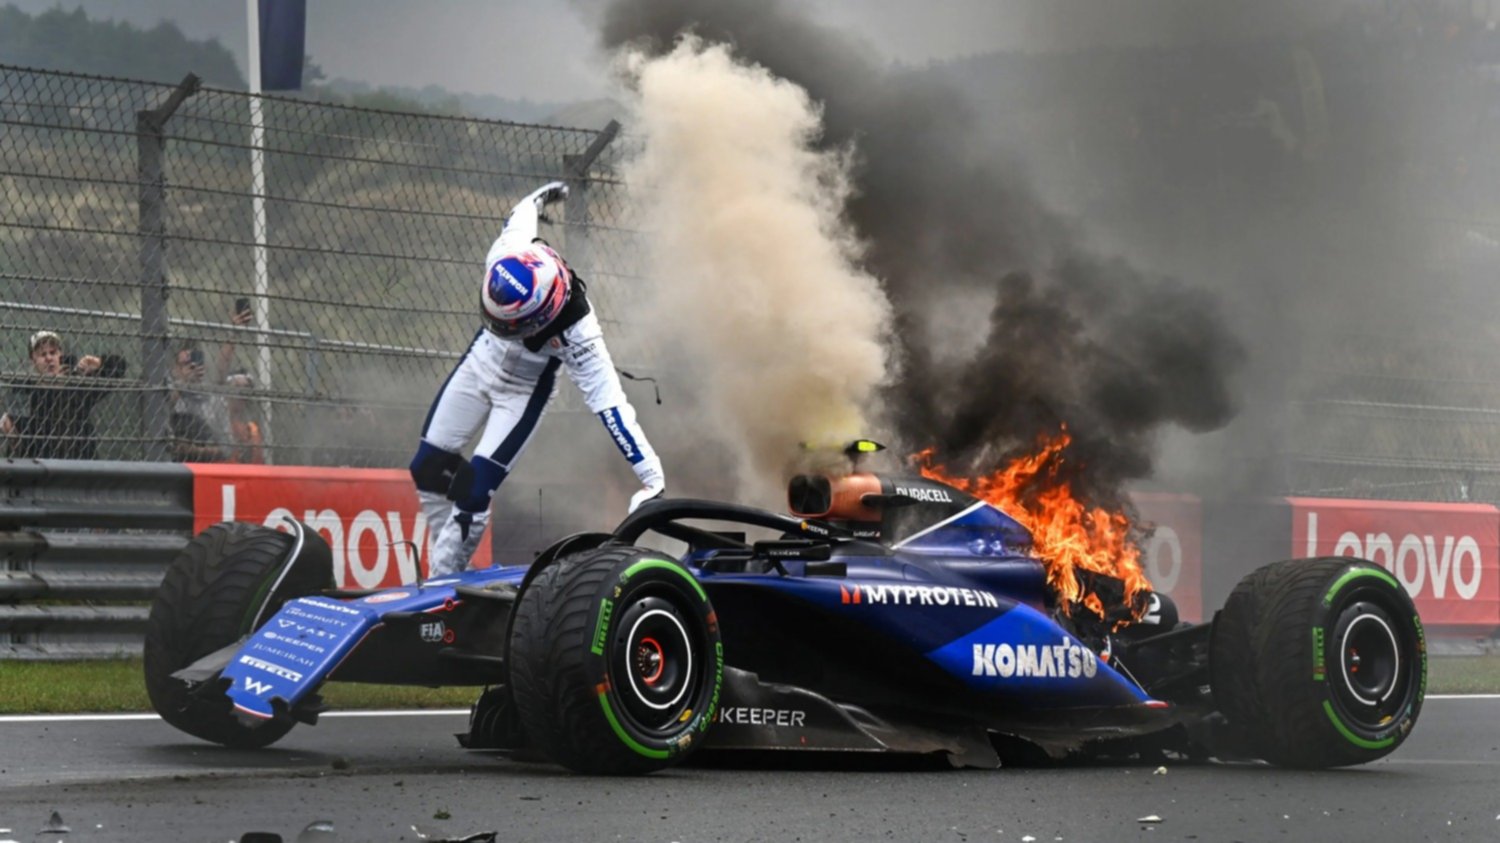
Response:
[183,465,1498,633]
[1131,492,1204,623]
[187,463,493,588]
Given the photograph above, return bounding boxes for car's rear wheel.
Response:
[144,521,333,748]
[509,546,723,774]
[1210,557,1425,768]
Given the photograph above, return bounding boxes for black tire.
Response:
[144,521,333,748]
[1207,564,1279,748]
[509,546,723,774]
[1211,557,1426,768]
[461,685,527,751]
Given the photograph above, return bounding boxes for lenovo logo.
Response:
[215,481,432,587]
[1303,511,1484,600]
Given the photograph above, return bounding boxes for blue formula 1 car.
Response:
[144,450,1426,774]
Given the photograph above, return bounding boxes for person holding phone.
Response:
[168,343,227,462]
[167,299,255,462]
[223,370,265,464]
[1,329,127,459]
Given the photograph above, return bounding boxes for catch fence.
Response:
[6,62,1500,658]
[0,63,645,469]
[5,62,1500,502]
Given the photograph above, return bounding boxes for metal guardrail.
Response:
[0,459,193,659]
[0,605,154,660]
[0,460,195,529]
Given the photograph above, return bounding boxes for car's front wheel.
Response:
[143,521,332,748]
[508,546,723,774]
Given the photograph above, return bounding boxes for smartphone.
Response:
[235,297,252,318]
[189,348,205,366]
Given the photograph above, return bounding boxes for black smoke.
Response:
[597,0,1245,506]
[918,265,1241,508]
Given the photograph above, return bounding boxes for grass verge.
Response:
[1423,654,1500,695]
[1,654,1497,715]
[0,659,481,714]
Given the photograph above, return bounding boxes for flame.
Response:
[914,429,1151,622]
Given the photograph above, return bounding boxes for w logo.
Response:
[244,677,273,696]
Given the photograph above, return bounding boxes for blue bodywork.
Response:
[212,486,1172,751]
[221,567,527,722]
[691,558,1153,712]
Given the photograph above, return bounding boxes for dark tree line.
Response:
[0,4,245,87]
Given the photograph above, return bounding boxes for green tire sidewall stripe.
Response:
[1322,700,1396,750]
[1321,565,1400,606]
[620,557,709,602]
[595,554,719,760]
[598,694,670,760]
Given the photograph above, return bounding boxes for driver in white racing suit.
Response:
[410,181,665,579]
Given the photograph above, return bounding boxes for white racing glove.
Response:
[628,456,666,514]
[629,485,665,514]
[526,180,569,211]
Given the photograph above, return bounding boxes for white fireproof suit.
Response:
[411,184,663,579]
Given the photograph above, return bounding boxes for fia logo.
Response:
[420,620,447,644]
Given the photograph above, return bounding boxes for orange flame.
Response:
[914,429,1151,622]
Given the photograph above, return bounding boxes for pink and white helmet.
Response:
[480,244,570,339]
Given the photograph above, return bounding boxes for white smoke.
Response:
[617,37,892,500]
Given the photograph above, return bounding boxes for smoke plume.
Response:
[600,0,1244,507]
[616,37,892,499]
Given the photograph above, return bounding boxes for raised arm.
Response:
[486,181,570,262]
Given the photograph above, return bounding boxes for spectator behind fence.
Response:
[224,371,265,464]
[168,303,256,463]
[0,329,127,459]
[169,344,229,462]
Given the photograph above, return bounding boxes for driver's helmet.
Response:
[481,243,570,339]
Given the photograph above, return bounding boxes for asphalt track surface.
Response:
[0,697,1496,843]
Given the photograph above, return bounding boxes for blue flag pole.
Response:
[258,0,306,92]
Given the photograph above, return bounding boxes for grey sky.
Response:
[8,0,1023,101]
[10,1,1380,101]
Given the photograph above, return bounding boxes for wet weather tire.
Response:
[461,685,528,753]
[509,546,723,775]
[1211,557,1425,768]
[144,521,333,748]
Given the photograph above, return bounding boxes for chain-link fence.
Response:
[994,15,1500,506]
[0,63,645,469]
[1276,209,1500,503]
[8,60,1500,507]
